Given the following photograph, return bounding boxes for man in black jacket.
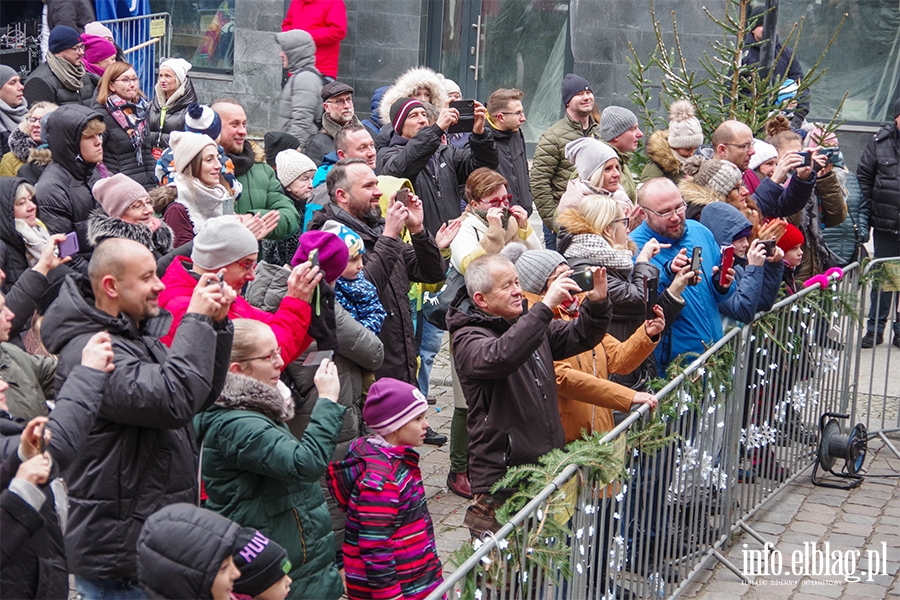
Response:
[376,97,498,235]
[447,252,610,535]
[486,88,533,216]
[305,81,363,166]
[40,238,236,597]
[23,26,96,107]
[857,99,900,349]
[308,158,447,386]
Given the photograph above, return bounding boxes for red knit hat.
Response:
[776,223,804,253]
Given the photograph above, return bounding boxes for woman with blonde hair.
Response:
[557,194,690,388]
[0,101,57,178]
[92,61,156,187]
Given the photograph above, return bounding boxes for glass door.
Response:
[434,0,571,144]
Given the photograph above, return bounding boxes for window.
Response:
[779,1,900,123]
[149,0,235,73]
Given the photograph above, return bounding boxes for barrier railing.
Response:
[99,13,171,99]
[432,263,866,599]
[849,257,900,457]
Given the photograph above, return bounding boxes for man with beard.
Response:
[305,81,363,167]
[307,158,447,385]
[629,178,734,370]
[376,97,498,236]
[39,238,235,597]
[211,98,301,241]
[531,74,601,249]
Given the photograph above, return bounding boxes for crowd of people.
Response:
[0,6,898,599]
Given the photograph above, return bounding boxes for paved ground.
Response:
[419,333,900,595]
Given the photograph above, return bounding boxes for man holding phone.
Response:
[630,178,735,369]
[376,96,498,235]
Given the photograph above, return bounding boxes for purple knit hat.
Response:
[363,378,429,436]
[81,34,116,77]
[291,230,349,282]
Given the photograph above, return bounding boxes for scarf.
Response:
[563,232,635,270]
[14,219,51,267]
[105,94,149,165]
[173,173,234,234]
[471,206,511,229]
[46,52,85,91]
[0,98,28,137]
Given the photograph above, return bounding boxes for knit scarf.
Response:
[173,173,234,234]
[0,97,27,136]
[471,206,510,229]
[563,233,635,270]
[46,52,85,91]
[105,94,149,165]
[14,218,51,267]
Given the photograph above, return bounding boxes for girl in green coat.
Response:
[194,319,346,600]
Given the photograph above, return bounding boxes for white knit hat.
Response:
[84,21,114,39]
[191,216,259,271]
[748,139,778,171]
[159,57,192,85]
[667,100,703,149]
[170,131,216,175]
[275,149,316,188]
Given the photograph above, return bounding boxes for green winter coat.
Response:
[194,373,346,600]
[0,342,56,421]
[233,141,302,241]
[531,114,600,230]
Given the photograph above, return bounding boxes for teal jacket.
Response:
[232,141,302,240]
[194,373,346,600]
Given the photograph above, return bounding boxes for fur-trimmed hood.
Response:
[679,179,723,206]
[8,128,36,163]
[87,208,174,255]
[378,66,448,126]
[645,129,683,177]
[556,207,602,237]
[215,372,294,423]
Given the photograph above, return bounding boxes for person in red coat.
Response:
[281,0,347,79]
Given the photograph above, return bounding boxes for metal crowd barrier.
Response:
[99,13,172,100]
[431,263,866,599]
[849,257,900,457]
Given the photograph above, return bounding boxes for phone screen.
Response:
[690,247,702,273]
[302,350,334,366]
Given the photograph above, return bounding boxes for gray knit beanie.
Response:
[565,137,617,182]
[0,65,17,89]
[600,106,638,142]
[667,100,703,149]
[513,249,567,295]
[685,158,742,198]
[191,216,259,271]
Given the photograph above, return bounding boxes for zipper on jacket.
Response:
[292,508,307,563]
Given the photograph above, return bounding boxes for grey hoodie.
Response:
[275,30,324,149]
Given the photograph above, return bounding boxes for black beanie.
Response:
[561,74,592,107]
[232,528,290,596]
[264,131,302,168]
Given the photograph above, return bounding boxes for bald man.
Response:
[40,238,237,595]
[711,119,816,219]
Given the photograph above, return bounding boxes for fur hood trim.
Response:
[645,129,682,177]
[217,373,293,423]
[378,66,448,126]
[150,184,178,214]
[87,208,175,254]
[679,180,723,206]
[27,147,52,167]
[249,140,266,164]
[8,129,36,162]
[556,208,603,237]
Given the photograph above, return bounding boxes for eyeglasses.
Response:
[68,44,85,54]
[499,110,525,117]
[27,117,41,125]
[115,77,140,84]
[643,200,687,219]
[723,141,753,151]
[480,194,512,208]
[245,348,282,365]
[126,199,153,211]
[326,96,354,106]
[612,217,630,228]
[236,260,257,272]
